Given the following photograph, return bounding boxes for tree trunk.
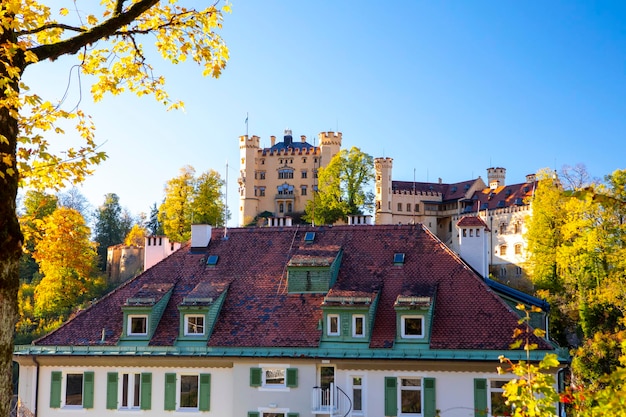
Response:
[0,25,23,417]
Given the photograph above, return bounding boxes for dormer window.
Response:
[128,315,148,336]
[353,314,365,338]
[327,314,340,336]
[184,314,205,336]
[401,315,424,338]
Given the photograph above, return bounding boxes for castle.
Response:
[238,129,342,226]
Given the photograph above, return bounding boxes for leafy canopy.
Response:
[2,0,230,190]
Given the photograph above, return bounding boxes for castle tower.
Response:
[318,131,342,166]
[238,134,260,226]
[487,167,506,189]
[374,157,393,225]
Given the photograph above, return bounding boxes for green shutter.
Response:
[248,412,260,417]
[50,371,62,408]
[384,377,397,417]
[474,378,488,417]
[286,368,298,388]
[199,373,211,411]
[106,372,118,409]
[164,373,176,411]
[287,413,299,417]
[250,367,262,387]
[83,371,94,408]
[141,373,152,410]
[424,377,436,417]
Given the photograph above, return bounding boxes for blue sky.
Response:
[23,1,626,225]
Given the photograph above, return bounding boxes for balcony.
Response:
[311,383,350,416]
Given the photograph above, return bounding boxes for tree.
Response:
[0,2,230,412]
[158,166,226,242]
[93,193,124,270]
[192,169,227,226]
[124,223,147,247]
[57,187,92,220]
[32,207,100,319]
[304,147,374,225]
[147,202,164,236]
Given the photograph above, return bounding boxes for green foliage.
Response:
[147,202,164,236]
[124,224,147,247]
[158,166,226,242]
[304,147,374,225]
[93,193,125,270]
[571,330,626,390]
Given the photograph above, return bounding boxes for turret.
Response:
[487,167,506,189]
[319,131,342,165]
[375,157,393,225]
[238,135,260,226]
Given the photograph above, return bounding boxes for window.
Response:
[66,373,84,406]
[327,314,340,336]
[264,368,285,386]
[515,266,523,276]
[184,314,205,336]
[287,203,293,212]
[414,204,419,212]
[259,171,266,180]
[462,228,467,237]
[121,373,141,409]
[398,203,402,212]
[278,169,294,179]
[514,222,521,234]
[500,267,507,278]
[353,314,365,338]
[314,169,318,178]
[164,373,210,411]
[499,223,506,234]
[301,171,307,179]
[500,245,507,256]
[259,187,265,197]
[401,315,424,338]
[407,203,411,212]
[250,366,298,389]
[490,380,511,417]
[180,375,199,408]
[351,376,364,414]
[301,186,307,196]
[279,203,284,213]
[476,228,480,237]
[469,229,474,237]
[400,378,422,415]
[514,244,522,255]
[128,315,148,336]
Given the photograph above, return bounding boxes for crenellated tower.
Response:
[487,167,506,189]
[238,135,260,226]
[374,157,393,225]
[318,131,342,165]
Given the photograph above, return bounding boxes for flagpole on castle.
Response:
[245,112,249,137]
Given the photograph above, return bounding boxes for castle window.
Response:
[462,228,467,237]
[398,203,402,212]
[287,203,293,212]
[314,158,318,164]
[476,228,480,237]
[500,245,507,256]
[407,203,411,212]
[301,186,307,196]
[499,223,506,234]
[469,229,473,237]
[261,159,265,165]
[515,244,522,255]
[259,171,265,180]
[515,266,523,276]
[414,204,419,212]
[301,170,308,179]
[313,169,318,178]
[302,157,307,163]
[279,203,284,213]
[514,222,521,234]
[259,187,265,197]
[500,267,507,278]
[278,169,294,179]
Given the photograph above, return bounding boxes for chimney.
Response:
[191,224,212,249]
[270,136,276,146]
[300,135,306,143]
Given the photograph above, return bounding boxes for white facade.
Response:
[144,236,181,270]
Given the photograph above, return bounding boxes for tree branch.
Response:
[17,23,87,37]
[27,0,160,64]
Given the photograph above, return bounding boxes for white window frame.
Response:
[177,374,199,410]
[352,314,365,338]
[258,363,291,391]
[127,314,148,336]
[348,374,366,416]
[258,408,288,417]
[401,315,425,339]
[120,372,141,409]
[398,377,423,416]
[184,314,206,336]
[327,314,340,336]
[62,372,84,408]
[489,379,512,417]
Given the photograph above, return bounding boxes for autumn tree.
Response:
[304,147,374,225]
[125,223,147,247]
[158,165,226,242]
[0,1,230,413]
[93,193,125,270]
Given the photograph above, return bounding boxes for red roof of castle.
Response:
[35,225,551,351]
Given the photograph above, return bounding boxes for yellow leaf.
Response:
[59,7,69,16]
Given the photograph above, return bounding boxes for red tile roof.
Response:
[35,225,551,352]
